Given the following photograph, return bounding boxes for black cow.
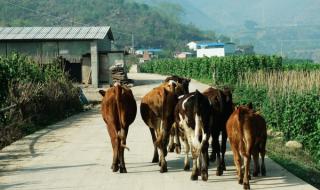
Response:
[202,87,233,176]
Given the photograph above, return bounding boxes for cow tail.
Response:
[237,108,246,154]
[115,85,130,151]
[155,88,168,147]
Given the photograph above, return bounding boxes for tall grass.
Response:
[235,70,320,164]
[239,70,320,96]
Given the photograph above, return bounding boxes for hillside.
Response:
[0,0,224,53]
[134,0,320,61]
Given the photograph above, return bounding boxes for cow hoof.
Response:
[168,144,175,152]
[191,174,198,181]
[184,165,190,171]
[175,146,181,154]
[243,183,250,190]
[152,157,159,163]
[160,166,168,173]
[112,165,119,172]
[201,171,208,181]
[120,167,127,173]
[209,154,216,162]
[238,179,243,184]
[216,168,223,176]
[222,163,226,171]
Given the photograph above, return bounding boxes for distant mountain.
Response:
[134,0,320,61]
[0,0,225,53]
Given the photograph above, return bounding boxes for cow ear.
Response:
[99,90,106,97]
[247,102,253,109]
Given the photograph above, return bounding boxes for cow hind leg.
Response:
[231,147,242,184]
[260,148,266,176]
[212,133,223,176]
[168,133,175,153]
[174,127,182,154]
[119,128,128,173]
[183,138,190,170]
[209,135,217,162]
[252,151,260,177]
[159,148,168,173]
[149,128,159,163]
[221,129,227,171]
[107,126,119,172]
[190,157,198,180]
[243,155,251,190]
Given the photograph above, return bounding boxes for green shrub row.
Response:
[0,54,83,148]
[140,55,282,85]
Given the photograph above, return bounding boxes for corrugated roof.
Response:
[0,26,113,40]
[197,42,225,48]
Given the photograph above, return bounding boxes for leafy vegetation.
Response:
[139,55,282,84]
[0,0,224,52]
[0,54,83,148]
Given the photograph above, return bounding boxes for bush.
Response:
[139,55,282,85]
[0,54,83,148]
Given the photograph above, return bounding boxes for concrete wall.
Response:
[82,53,110,84]
[97,38,111,51]
[197,48,225,58]
[98,54,109,83]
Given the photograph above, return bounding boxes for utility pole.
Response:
[131,32,134,53]
[280,40,283,57]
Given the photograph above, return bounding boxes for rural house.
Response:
[0,26,116,87]
[187,41,236,58]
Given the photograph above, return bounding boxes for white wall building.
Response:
[187,41,197,51]
[187,41,236,58]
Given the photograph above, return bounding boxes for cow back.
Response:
[101,85,137,130]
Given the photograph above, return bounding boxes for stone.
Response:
[285,140,303,149]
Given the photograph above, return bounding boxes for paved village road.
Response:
[0,73,317,190]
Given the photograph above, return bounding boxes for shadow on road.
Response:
[0,109,100,173]
[0,182,31,190]
[133,79,164,86]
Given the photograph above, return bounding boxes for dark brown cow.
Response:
[226,104,267,189]
[140,81,183,173]
[164,75,191,94]
[99,83,137,173]
[174,90,211,181]
[202,87,233,176]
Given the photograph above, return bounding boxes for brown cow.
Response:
[164,75,191,94]
[140,80,183,173]
[202,87,233,176]
[226,104,267,189]
[99,83,137,173]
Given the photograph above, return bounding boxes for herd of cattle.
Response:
[99,76,267,190]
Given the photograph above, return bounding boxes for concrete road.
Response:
[0,73,316,190]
